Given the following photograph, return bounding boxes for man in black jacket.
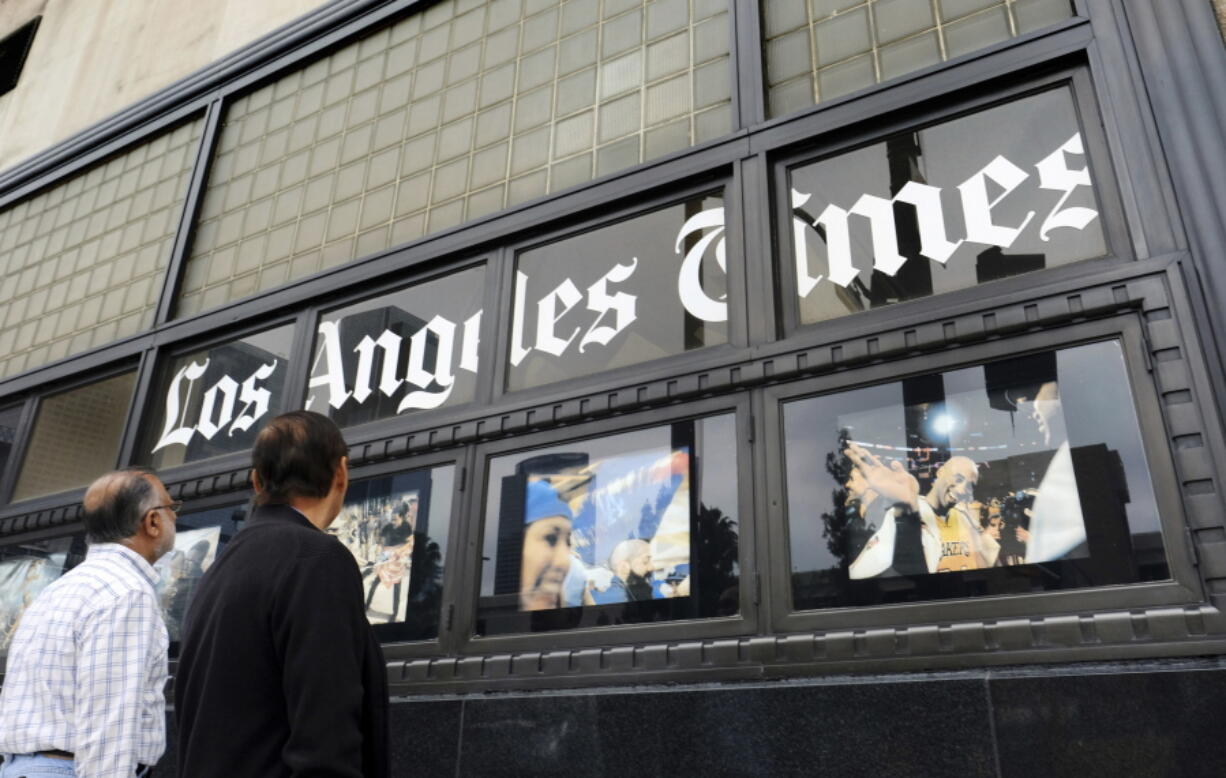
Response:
[175,411,388,778]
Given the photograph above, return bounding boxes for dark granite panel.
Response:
[459,680,995,777]
[992,668,1226,778]
[390,698,462,776]
[459,694,602,777]
[594,680,996,777]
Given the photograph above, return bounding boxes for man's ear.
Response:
[251,469,263,495]
[335,456,349,494]
[142,507,163,539]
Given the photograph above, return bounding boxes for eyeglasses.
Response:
[153,501,184,515]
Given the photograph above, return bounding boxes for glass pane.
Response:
[139,325,295,469]
[477,413,740,636]
[305,267,484,426]
[0,534,83,656]
[179,0,733,319]
[328,464,453,642]
[762,0,1075,117]
[0,404,22,486]
[784,340,1166,610]
[789,87,1106,325]
[12,371,137,502]
[507,193,728,391]
[0,119,204,379]
[153,505,245,652]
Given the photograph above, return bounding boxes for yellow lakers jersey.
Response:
[935,508,977,572]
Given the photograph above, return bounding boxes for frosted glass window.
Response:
[763,0,1074,117]
[12,371,137,502]
[0,121,204,379]
[180,0,733,318]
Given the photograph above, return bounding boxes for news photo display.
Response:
[328,464,454,641]
[156,505,244,649]
[477,414,740,635]
[784,340,1169,609]
[0,535,80,653]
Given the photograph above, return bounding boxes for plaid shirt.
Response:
[0,543,168,778]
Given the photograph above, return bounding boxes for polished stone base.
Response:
[154,659,1226,777]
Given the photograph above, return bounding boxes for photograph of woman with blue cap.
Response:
[519,479,576,611]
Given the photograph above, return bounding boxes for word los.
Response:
[153,360,278,452]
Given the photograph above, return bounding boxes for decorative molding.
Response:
[386,603,1226,694]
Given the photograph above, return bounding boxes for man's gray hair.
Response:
[82,468,161,544]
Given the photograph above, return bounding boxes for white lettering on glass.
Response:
[401,315,457,412]
[232,362,278,435]
[534,279,583,358]
[580,258,638,353]
[152,359,209,452]
[152,359,281,453]
[793,133,1098,295]
[675,208,727,323]
[1036,134,1097,240]
[304,311,483,415]
[957,155,1036,247]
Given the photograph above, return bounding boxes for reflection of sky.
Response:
[785,341,1160,575]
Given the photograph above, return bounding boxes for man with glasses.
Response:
[0,468,178,777]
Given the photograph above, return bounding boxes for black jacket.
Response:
[175,503,389,778]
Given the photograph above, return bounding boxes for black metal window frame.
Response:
[0,0,1224,691]
[762,312,1199,633]
[449,393,756,656]
[770,64,1134,340]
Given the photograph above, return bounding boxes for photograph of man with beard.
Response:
[846,448,998,579]
[519,479,575,611]
[589,539,654,604]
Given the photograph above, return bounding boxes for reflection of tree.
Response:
[821,429,855,567]
[693,503,739,617]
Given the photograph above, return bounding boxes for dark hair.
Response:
[252,411,348,505]
[83,467,158,544]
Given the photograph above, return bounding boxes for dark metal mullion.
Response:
[115,347,161,467]
[0,395,39,504]
[154,97,226,326]
[437,444,480,656]
[472,249,509,409]
[722,156,752,349]
[731,0,767,131]
[281,306,321,414]
[738,151,776,346]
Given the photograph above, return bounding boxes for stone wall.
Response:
[0,0,327,175]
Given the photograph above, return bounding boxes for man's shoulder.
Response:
[26,559,155,622]
[233,508,347,558]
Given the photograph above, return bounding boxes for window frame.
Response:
[343,447,469,661]
[0,359,143,513]
[770,64,1133,340]
[450,392,757,656]
[487,172,749,407]
[761,312,1199,635]
[300,253,497,447]
[128,311,306,483]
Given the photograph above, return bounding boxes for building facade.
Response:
[2,0,1226,774]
